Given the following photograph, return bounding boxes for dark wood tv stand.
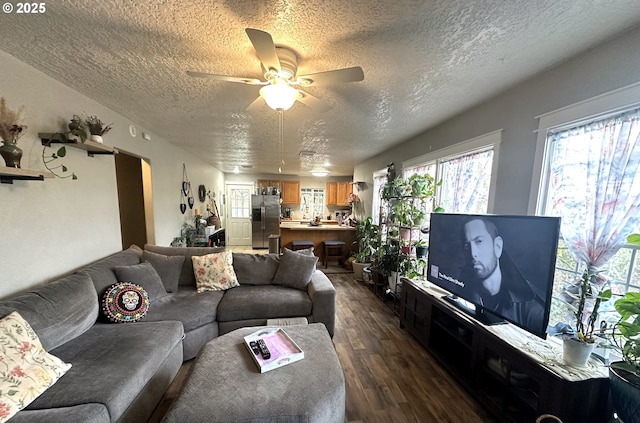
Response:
[399,278,611,423]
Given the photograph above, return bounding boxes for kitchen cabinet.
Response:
[326,182,337,205]
[326,181,351,206]
[281,180,300,204]
[336,182,351,206]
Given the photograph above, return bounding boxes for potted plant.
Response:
[414,239,428,258]
[0,97,27,168]
[353,216,379,281]
[84,115,112,144]
[558,268,612,367]
[41,115,87,179]
[607,233,640,423]
[408,173,437,198]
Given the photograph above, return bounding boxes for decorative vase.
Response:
[0,141,23,168]
[90,134,103,144]
[609,362,640,423]
[562,335,595,367]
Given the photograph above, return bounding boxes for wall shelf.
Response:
[39,133,118,157]
[0,167,54,184]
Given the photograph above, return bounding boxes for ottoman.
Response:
[162,323,345,423]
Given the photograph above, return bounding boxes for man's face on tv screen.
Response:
[463,219,499,280]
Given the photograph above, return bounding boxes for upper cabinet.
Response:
[326,181,352,206]
[281,180,300,204]
[326,182,337,205]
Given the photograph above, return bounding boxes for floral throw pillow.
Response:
[0,311,72,423]
[192,250,240,292]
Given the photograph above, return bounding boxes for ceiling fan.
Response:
[187,28,364,112]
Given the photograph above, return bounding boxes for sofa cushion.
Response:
[192,251,240,292]
[27,321,183,423]
[83,246,143,295]
[141,250,185,292]
[217,285,313,322]
[144,286,224,332]
[272,248,319,290]
[7,403,110,423]
[0,312,72,423]
[144,244,225,287]
[114,261,167,301]
[232,252,280,285]
[101,283,150,323]
[0,272,98,352]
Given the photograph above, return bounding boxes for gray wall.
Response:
[0,50,224,298]
[354,25,640,216]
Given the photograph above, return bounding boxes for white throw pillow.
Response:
[192,250,240,292]
[0,311,72,422]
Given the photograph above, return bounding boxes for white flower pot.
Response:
[90,134,103,144]
[562,335,595,367]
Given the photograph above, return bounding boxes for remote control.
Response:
[249,341,260,355]
[257,339,271,359]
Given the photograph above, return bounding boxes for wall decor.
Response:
[181,163,194,212]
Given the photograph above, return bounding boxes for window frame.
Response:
[401,130,502,214]
[529,81,640,215]
[300,187,325,219]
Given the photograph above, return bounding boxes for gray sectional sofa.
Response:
[0,244,336,423]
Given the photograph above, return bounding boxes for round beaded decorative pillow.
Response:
[102,282,149,323]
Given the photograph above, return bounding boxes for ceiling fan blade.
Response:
[186,71,264,85]
[245,96,266,112]
[297,66,364,86]
[245,28,281,73]
[296,90,330,113]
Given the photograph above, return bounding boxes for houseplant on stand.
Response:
[0,97,27,168]
[607,233,640,423]
[353,216,379,281]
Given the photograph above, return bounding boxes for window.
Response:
[537,107,640,325]
[401,130,501,214]
[230,188,250,218]
[300,188,325,219]
[371,170,387,224]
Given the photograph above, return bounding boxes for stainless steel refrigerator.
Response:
[251,194,280,249]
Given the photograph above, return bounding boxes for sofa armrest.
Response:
[306,270,336,337]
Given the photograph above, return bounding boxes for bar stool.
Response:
[291,240,314,251]
[323,240,345,268]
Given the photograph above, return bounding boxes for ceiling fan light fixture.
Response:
[260,82,299,111]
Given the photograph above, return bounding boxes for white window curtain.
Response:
[371,171,388,224]
[546,108,640,270]
[439,149,493,214]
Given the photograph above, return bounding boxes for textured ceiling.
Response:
[2,1,640,176]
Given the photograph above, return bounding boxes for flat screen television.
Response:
[426,213,561,339]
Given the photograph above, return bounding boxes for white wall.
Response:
[0,50,224,298]
[354,25,640,217]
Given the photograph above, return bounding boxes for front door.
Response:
[226,183,252,246]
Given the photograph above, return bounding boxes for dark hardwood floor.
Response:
[148,272,496,423]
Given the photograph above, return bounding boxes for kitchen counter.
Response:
[279,223,355,231]
[279,224,356,261]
